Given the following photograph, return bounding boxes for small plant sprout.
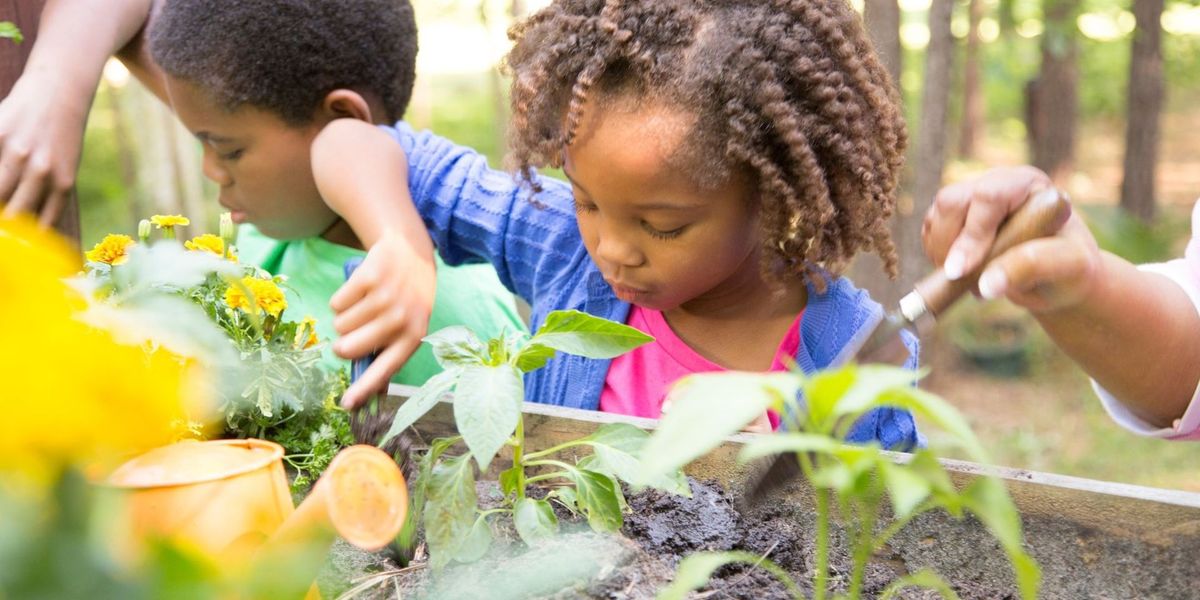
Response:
[639,365,1041,600]
[381,310,690,568]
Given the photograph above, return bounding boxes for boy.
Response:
[3,0,524,407]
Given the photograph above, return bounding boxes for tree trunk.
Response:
[890,0,956,305]
[958,0,985,159]
[864,0,902,91]
[1119,0,1164,223]
[1028,0,1079,184]
[0,1,77,241]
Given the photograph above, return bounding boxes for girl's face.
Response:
[564,99,762,312]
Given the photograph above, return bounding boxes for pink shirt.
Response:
[599,306,802,429]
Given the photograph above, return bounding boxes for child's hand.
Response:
[330,230,436,409]
[922,166,1102,313]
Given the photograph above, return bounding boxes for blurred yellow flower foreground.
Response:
[0,217,201,482]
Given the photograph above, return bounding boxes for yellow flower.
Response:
[85,234,136,265]
[150,215,190,228]
[294,316,319,350]
[184,234,237,261]
[224,276,288,318]
[0,216,200,482]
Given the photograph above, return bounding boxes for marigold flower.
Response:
[294,316,319,350]
[85,234,136,265]
[150,215,190,228]
[224,276,288,318]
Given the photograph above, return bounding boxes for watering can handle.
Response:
[342,257,379,385]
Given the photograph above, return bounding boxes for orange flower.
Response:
[85,234,136,265]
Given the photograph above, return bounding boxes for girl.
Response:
[319,0,920,447]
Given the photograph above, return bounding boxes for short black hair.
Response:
[149,0,418,125]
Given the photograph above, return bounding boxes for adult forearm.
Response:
[26,0,153,102]
[1036,252,1200,427]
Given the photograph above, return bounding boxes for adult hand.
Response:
[330,229,437,409]
[0,70,91,227]
[922,166,1103,313]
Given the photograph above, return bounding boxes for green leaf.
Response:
[572,424,690,496]
[879,569,962,600]
[0,22,20,44]
[639,372,800,481]
[529,309,653,359]
[568,469,624,533]
[656,551,803,600]
[802,366,855,431]
[549,486,579,515]
[453,515,493,563]
[423,453,478,569]
[513,342,557,373]
[882,387,987,461]
[878,460,932,521]
[423,326,487,369]
[513,498,559,546]
[961,478,1041,600]
[829,364,921,420]
[381,368,458,447]
[499,465,522,498]
[737,432,838,463]
[454,364,524,471]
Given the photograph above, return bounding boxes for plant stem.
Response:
[524,459,577,471]
[523,439,591,461]
[512,415,526,500]
[524,471,572,485]
[814,487,831,600]
[848,501,879,599]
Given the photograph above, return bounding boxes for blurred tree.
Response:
[1119,0,1164,223]
[958,0,985,160]
[864,0,902,88]
[998,0,1016,37]
[898,0,956,303]
[1026,0,1080,184]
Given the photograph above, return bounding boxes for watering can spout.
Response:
[267,444,409,554]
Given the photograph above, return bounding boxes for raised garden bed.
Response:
[321,388,1200,599]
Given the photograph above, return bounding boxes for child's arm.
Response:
[377,122,588,306]
[0,0,154,225]
[310,119,436,409]
[923,167,1200,430]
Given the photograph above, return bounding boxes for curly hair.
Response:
[149,0,418,125]
[504,0,907,286]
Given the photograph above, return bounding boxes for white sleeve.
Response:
[1092,202,1200,439]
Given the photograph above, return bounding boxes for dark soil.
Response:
[320,478,1014,600]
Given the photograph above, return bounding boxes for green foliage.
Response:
[1080,203,1189,264]
[394,311,680,568]
[641,364,1041,600]
[0,21,22,44]
[76,220,351,494]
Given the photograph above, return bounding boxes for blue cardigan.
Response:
[383,122,921,450]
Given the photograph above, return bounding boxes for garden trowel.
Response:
[745,186,1072,504]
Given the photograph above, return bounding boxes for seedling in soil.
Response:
[640,365,1041,600]
[381,310,689,568]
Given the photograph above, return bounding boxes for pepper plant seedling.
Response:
[639,365,1041,600]
[381,310,689,568]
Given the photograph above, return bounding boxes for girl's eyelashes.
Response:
[221,148,245,161]
[642,221,687,240]
[573,198,598,214]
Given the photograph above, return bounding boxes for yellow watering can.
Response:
[104,439,408,596]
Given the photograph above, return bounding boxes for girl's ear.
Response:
[319,89,373,122]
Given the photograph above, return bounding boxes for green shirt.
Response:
[236,225,526,385]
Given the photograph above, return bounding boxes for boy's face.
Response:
[164,76,340,241]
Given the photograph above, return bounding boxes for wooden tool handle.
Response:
[913,187,1072,318]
